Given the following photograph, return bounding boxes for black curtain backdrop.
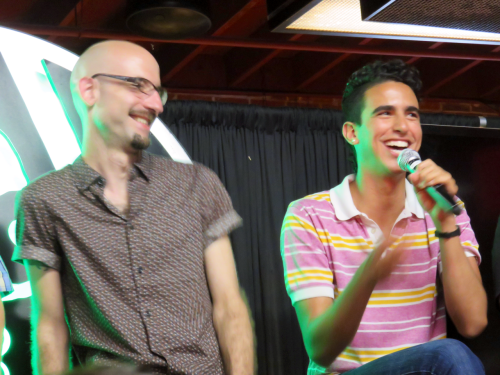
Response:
[161,101,500,375]
[162,102,352,375]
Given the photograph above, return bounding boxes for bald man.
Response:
[13,41,254,375]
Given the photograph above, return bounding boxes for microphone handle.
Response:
[424,184,462,216]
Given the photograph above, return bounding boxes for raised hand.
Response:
[363,238,406,285]
[408,159,458,224]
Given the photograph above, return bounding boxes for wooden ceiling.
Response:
[2,0,500,114]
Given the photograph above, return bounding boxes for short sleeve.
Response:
[280,200,334,305]
[11,186,62,270]
[195,164,242,248]
[0,256,13,298]
[455,200,481,264]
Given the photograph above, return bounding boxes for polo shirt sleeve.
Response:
[12,186,62,270]
[281,200,335,305]
[454,198,481,264]
[195,164,242,249]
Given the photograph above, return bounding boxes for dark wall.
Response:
[420,127,500,374]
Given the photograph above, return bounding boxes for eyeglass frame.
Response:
[91,73,168,105]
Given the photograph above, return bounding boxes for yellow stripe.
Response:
[287,275,333,283]
[371,285,436,298]
[343,345,411,358]
[367,293,436,306]
[287,269,332,278]
[305,193,330,201]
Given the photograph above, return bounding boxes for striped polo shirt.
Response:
[280,174,480,375]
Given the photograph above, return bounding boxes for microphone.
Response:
[397,149,462,216]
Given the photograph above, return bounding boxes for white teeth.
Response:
[133,117,149,125]
[385,140,409,147]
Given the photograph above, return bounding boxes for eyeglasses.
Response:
[91,74,168,105]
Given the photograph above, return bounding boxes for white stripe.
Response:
[396,257,438,267]
[358,324,432,333]
[359,316,433,325]
[391,265,437,275]
[285,249,325,256]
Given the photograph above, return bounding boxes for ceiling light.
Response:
[127,0,212,39]
[269,0,500,44]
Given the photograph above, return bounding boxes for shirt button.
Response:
[138,267,143,274]
[96,178,105,187]
[145,311,151,318]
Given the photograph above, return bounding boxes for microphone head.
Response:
[397,149,421,173]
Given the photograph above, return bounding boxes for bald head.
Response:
[71,40,165,153]
[71,40,160,93]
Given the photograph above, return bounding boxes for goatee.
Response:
[131,134,150,150]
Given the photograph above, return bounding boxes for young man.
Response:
[13,41,254,375]
[281,60,487,374]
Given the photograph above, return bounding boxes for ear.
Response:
[78,77,98,107]
[342,122,358,145]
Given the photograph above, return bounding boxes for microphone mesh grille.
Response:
[397,149,421,172]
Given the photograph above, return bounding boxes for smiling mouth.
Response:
[383,140,410,154]
[130,115,152,127]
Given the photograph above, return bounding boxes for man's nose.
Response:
[145,91,164,115]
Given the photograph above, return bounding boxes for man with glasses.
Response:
[13,40,254,375]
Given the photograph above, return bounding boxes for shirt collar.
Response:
[72,151,151,191]
[329,174,425,221]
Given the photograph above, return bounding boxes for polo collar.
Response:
[329,174,425,221]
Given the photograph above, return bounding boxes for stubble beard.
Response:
[131,134,151,150]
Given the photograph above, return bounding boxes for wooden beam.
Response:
[406,42,444,64]
[9,25,500,63]
[47,0,127,43]
[161,0,265,83]
[424,46,500,95]
[21,0,81,24]
[296,38,372,90]
[230,34,305,87]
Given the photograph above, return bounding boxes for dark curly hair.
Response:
[341,59,422,172]
[342,59,422,125]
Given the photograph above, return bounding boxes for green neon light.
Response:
[0,131,29,198]
[0,27,80,170]
[2,329,10,356]
[7,221,15,246]
[0,130,29,184]
[42,60,82,150]
[2,282,31,303]
[1,362,10,375]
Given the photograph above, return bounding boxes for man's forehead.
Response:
[79,42,160,80]
[363,81,418,108]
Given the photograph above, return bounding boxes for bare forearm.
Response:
[305,264,376,367]
[214,299,254,375]
[33,318,70,375]
[439,221,487,337]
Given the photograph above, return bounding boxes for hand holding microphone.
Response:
[397,149,462,217]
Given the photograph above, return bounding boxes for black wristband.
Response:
[435,225,461,239]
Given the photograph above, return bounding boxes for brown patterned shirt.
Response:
[13,152,242,374]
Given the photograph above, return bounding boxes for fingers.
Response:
[410,159,458,196]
